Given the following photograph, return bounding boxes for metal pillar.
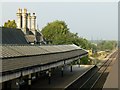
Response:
[18,72,23,90]
[28,74,32,90]
[70,65,73,72]
[61,66,64,77]
[48,69,51,85]
[78,58,81,67]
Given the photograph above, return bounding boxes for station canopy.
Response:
[0,44,88,73]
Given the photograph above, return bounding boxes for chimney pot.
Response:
[17,8,20,13]
[24,8,27,13]
[33,13,35,15]
[20,9,22,13]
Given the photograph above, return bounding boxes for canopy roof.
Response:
[1,44,88,73]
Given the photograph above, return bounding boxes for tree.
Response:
[4,20,17,28]
[41,20,72,45]
[97,40,117,51]
[41,20,96,50]
[80,56,89,64]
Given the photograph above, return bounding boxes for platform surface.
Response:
[103,58,118,89]
[31,65,94,89]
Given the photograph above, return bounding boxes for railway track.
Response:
[65,50,118,90]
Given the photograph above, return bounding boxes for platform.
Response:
[103,58,118,89]
[31,65,94,89]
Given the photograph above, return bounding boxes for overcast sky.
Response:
[1,1,118,40]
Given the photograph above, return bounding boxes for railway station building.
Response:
[0,8,88,90]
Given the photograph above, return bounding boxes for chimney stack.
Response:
[27,13,31,30]
[31,13,36,35]
[16,8,37,35]
[22,8,27,34]
[16,8,22,29]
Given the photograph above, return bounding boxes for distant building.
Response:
[16,8,45,45]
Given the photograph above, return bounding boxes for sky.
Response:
[1,1,118,40]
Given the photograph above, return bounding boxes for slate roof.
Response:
[0,27,28,44]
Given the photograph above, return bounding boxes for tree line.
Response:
[97,40,117,51]
[3,20,117,51]
[41,20,97,50]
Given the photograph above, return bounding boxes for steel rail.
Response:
[90,51,117,89]
[79,50,117,89]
